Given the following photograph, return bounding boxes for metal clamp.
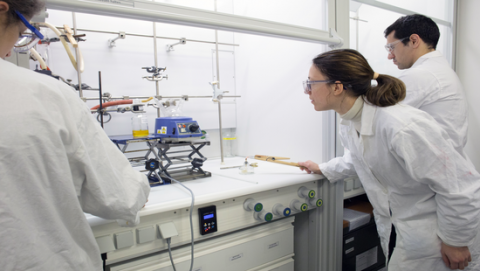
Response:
[143,74,168,82]
[210,81,229,101]
[166,37,186,52]
[329,28,344,49]
[142,66,168,81]
[108,31,126,48]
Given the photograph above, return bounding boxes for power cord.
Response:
[101,253,107,271]
[166,176,195,271]
[166,238,177,271]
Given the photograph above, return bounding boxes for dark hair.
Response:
[312,49,406,107]
[384,14,440,50]
[2,0,45,25]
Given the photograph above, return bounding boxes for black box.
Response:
[342,220,386,271]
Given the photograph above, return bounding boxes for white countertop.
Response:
[86,157,324,226]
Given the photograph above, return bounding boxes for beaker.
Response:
[239,158,254,174]
[159,99,184,117]
[132,112,149,137]
[222,128,237,157]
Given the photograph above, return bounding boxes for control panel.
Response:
[176,122,200,135]
[154,116,203,140]
[198,205,218,235]
[91,181,322,266]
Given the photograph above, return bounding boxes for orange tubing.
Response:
[91,99,133,110]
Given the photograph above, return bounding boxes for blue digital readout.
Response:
[203,214,214,220]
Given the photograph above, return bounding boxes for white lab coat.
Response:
[400,50,468,157]
[321,102,480,271]
[0,59,150,271]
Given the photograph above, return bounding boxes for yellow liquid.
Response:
[132,130,149,138]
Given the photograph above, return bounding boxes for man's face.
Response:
[386,31,414,70]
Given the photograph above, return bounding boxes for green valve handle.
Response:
[255,211,273,222]
[298,186,316,199]
[307,198,323,208]
[244,198,263,212]
[290,199,309,212]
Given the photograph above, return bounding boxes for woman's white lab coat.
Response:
[320,102,480,271]
[324,51,469,183]
[0,59,150,270]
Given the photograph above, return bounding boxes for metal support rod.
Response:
[214,0,223,164]
[356,13,359,50]
[214,0,220,88]
[153,22,161,118]
[72,12,83,98]
[84,95,240,101]
[98,71,104,128]
[215,31,221,88]
[349,16,368,23]
[48,26,240,47]
[451,0,458,70]
[217,99,224,163]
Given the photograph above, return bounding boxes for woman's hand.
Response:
[297,160,323,175]
[441,242,472,270]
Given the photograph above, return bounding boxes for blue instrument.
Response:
[154,116,203,142]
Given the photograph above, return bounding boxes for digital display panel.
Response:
[204,214,214,220]
[198,205,217,235]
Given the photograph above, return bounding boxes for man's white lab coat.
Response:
[0,59,150,270]
[321,102,480,271]
[400,50,468,156]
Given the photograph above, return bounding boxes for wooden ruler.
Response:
[254,155,303,168]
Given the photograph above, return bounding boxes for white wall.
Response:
[233,0,328,163]
[456,0,480,170]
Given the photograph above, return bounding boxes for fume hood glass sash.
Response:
[45,0,343,47]
[351,0,453,27]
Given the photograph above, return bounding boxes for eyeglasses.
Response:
[384,37,410,53]
[13,10,44,53]
[303,80,336,94]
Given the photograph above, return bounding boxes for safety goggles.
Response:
[302,79,353,94]
[13,10,44,53]
[384,37,410,53]
[303,80,334,94]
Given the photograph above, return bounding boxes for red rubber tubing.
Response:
[91,99,133,110]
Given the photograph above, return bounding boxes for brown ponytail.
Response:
[312,49,406,107]
[366,74,406,107]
